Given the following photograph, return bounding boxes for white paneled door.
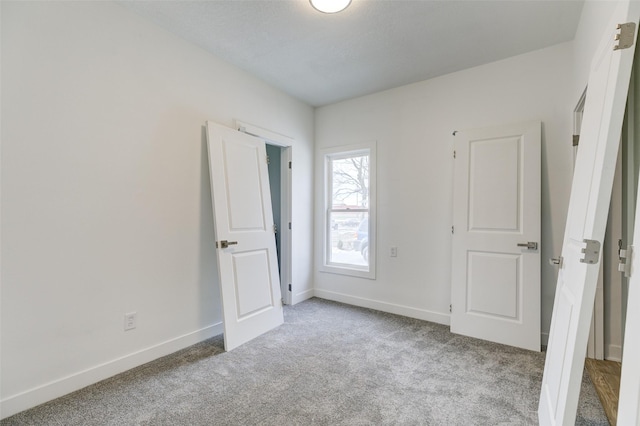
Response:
[206,121,284,352]
[538,2,639,425]
[451,121,541,352]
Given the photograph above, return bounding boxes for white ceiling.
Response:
[120,0,584,107]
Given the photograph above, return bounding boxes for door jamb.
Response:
[574,89,606,360]
[235,120,294,305]
[621,61,639,349]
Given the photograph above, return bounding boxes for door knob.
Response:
[517,242,538,250]
[549,257,563,267]
[217,240,238,249]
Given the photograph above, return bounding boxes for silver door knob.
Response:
[217,240,238,249]
[549,257,563,267]
[517,242,538,250]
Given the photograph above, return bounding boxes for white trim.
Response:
[0,323,223,420]
[314,289,450,326]
[606,344,623,362]
[292,288,314,305]
[319,142,377,280]
[235,120,294,147]
[573,87,586,167]
[279,146,293,305]
[574,87,607,361]
[573,86,587,135]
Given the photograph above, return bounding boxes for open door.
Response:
[236,120,294,306]
[206,121,284,351]
[451,121,541,352]
[538,3,639,424]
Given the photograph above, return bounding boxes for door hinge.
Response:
[289,161,292,169]
[288,284,292,291]
[453,150,456,159]
[451,226,454,234]
[449,304,452,313]
[288,222,292,230]
[580,239,601,264]
[573,135,580,147]
[619,244,633,277]
[266,154,270,165]
[273,224,277,234]
[614,22,636,51]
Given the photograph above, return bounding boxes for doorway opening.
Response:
[235,120,293,305]
[573,86,624,362]
[577,46,640,363]
[266,144,284,273]
[576,38,640,425]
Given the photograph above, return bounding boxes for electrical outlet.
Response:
[124,312,137,331]
[390,246,398,257]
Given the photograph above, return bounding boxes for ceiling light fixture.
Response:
[310,0,351,14]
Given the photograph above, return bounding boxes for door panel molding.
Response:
[206,121,284,351]
[451,120,541,352]
[235,120,294,306]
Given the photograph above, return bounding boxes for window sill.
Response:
[319,264,376,280]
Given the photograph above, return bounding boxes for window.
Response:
[321,143,376,279]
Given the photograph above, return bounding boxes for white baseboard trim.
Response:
[0,322,223,420]
[292,288,314,305]
[313,289,450,326]
[606,344,622,362]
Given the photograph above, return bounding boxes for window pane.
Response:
[331,154,369,209]
[329,211,369,267]
[321,143,375,279]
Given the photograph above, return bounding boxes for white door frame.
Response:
[235,120,294,305]
[606,149,624,361]
[574,89,606,360]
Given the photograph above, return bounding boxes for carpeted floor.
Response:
[1,298,608,425]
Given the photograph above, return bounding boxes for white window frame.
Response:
[320,142,376,279]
